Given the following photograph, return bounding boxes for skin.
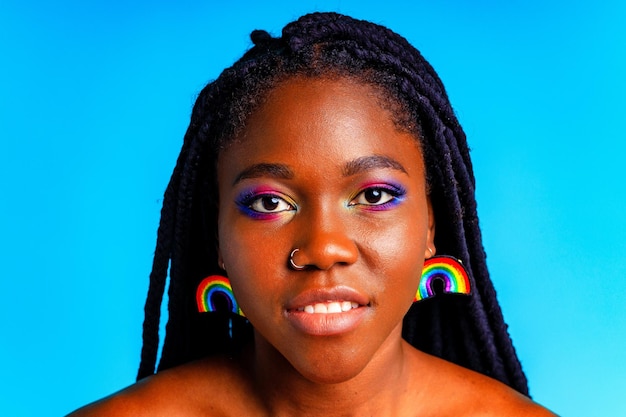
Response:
[69,77,556,416]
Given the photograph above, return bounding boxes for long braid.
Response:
[137,145,187,379]
[138,12,529,395]
[137,89,221,376]
[136,191,174,379]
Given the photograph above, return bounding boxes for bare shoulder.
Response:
[67,355,257,417]
[410,349,557,416]
[458,372,557,417]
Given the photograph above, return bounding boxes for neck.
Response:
[249,328,419,416]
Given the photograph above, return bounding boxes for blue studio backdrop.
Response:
[1,1,625,416]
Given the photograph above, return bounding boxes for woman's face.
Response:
[217,76,434,383]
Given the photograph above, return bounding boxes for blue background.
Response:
[1,1,624,415]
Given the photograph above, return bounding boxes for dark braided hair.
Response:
[137,12,529,396]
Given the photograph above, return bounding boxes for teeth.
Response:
[314,303,328,313]
[327,302,342,313]
[300,301,361,314]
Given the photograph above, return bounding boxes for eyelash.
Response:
[236,191,296,219]
[236,183,406,219]
[349,184,406,210]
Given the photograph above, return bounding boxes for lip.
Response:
[284,286,370,336]
[285,286,370,310]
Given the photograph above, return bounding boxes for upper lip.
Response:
[284,285,370,311]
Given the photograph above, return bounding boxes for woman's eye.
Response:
[351,188,397,206]
[249,195,294,213]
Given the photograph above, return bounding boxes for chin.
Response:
[287,347,371,385]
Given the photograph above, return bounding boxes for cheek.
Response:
[363,211,428,298]
[221,240,270,317]
[365,204,428,258]
[219,209,264,269]
[220,231,266,282]
[218,219,283,311]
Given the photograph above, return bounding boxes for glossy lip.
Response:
[284,286,370,336]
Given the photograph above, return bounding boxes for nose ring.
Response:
[289,248,306,271]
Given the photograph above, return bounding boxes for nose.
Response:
[290,214,359,271]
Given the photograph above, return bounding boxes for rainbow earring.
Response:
[414,256,471,302]
[196,275,245,316]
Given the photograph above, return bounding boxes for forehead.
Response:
[218,76,424,181]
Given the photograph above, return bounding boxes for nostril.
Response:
[289,248,308,271]
[291,238,358,271]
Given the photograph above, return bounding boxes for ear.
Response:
[424,198,436,259]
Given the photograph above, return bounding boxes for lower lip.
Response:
[285,307,368,336]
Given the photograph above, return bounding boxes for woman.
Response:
[70,12,555,416]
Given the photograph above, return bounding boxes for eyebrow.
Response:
[233,163,295,185]
[232,155,407,185]
[342,155,407,177]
